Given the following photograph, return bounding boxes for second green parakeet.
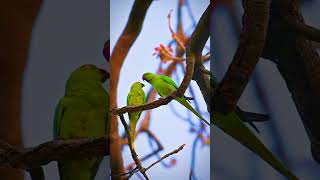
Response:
[54,64,109,180]
[142,72,210,126]
[127,82,146,148]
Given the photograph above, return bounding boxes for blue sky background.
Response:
[111,1,210,179]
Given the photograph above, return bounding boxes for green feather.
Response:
[213,112,298,179]
[159,75,179,89]
[54,64,108,180]
[142,72,209,125]
[127,82,146,148]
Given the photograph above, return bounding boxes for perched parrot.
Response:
[210,72,298,179]
[142,72,210,126]
[54,64,109,180]
[127,82,146,148]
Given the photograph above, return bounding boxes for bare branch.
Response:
[263,0,320,163]
[145,144,185,171]
[117,144,185,179]
[212,0,271,114]
[118,114,149,180]
[187,5,211,111]
[0,137,108,170]
[286,16,320,43]
[126,129,164,171]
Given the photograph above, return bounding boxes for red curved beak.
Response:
[142,74,146,81]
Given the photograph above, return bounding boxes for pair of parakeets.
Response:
[127,72,210,148]
[54,65,298,180]
[129,72,298,179]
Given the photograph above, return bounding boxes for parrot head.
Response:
[131,82,145,90]
[142,72,155,83]
[67,64,109,85]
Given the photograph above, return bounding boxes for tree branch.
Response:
[116,144,185,179]
[188,5,211,111]
[285,16,320,43]
[0,137,108,170]
[262,0,320,163]
[118,114,149,180]
[212,0,271,114]
[144,144,185,171]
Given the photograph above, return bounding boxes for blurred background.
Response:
[22,0,109,179]
[20,0,320,180]
[211,0,320,179]
[111,0,210,180]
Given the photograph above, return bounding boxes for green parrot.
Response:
[127,82,146,148]
[53,64,109,180]
[142,72,210,126]
[210,72,298,179]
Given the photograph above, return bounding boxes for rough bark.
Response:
[262,0,320,163]
[212,0,271,114]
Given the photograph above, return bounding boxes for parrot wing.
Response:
[159,75,179,89]
[159,75,194,101]
[127,91,131,106]
[53,98,66,138]
[144,92,147,103]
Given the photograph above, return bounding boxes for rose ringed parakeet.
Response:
[54,64,109,180]
[127,82,146,148]
[142,72,210,126]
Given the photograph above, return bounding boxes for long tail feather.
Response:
[177,98,210,126]
[213,112,298,179]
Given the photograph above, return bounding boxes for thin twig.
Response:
[118,114,149,180]
[126,129,164,171]
[117,144,186,179]
[145,144,185,171]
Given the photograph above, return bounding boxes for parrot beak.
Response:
[99,68,109,82]
[142,74,146,81]
[103,40,110,62]
[141,83,145,87]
